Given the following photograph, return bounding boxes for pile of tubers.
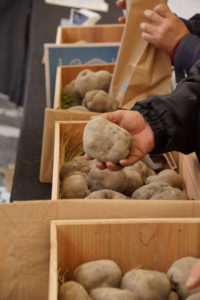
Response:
[61,69,119,112]
[59,155,188,200]
[59,117,189,200]
[59,256,200,300]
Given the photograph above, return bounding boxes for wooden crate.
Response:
[52,121,87,199]
[40,109,99,183]
[49,218,200,299]
[52,120,200,200]
[2,200,200,300]
[54,62,115,109]
[55,24,124,44]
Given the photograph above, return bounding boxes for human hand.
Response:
[116,0,126,23]
[185,260,200,290]
[140,4,189,54]
[85,110,155,171]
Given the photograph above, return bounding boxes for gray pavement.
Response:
[0,94,23,203]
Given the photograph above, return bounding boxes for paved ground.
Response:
[0,94,23,203]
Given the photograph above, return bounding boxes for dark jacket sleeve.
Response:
[131,60,200,161]
[174,14,200,81]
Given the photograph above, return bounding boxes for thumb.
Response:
[154,4,172,18]
[98,110,124,125]
[185,261,200,289]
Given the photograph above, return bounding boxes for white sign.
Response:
[45,0,109,12]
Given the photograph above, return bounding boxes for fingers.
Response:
[99,110,124,126]
[154,4,172,18]
[85,153,92,160]
[96,161,107,170]
[116,0,126,9]
[141,32,156,45]
[143,9,163,25]
[140,22,155,35]
[96,161,123,171]
[119,156,140,167]
[186,261,200,289]
[118,16,126,24]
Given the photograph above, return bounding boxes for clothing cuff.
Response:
[131,101,170,154]
[171,40,181,64]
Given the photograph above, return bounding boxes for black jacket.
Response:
[175,14,200,81]
[131,60,200,161]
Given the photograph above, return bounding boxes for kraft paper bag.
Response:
[109,0,172,109]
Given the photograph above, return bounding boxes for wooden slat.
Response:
[39,109,98,183]
[56,24,124,44]
[55,26,62,44]
[54,67,62,109]
[179,153,200,200]
[1,199,200,300]
[49,218,200,299]
[51,121,87,200]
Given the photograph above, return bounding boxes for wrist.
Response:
[171,39,181,63]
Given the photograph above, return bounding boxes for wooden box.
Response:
[54,62,115,109]
[2,199,200,300]
[55,24,124,44]
[52,120,200,200]
[49,218,200,299]
[40,109,99,183]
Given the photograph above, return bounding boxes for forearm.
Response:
[131,68,200,157]
[174,34,200,81]
[174,14,200,81]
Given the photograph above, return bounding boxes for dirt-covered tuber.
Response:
[90,287,138,300]
[60,174,90,199]
[82,90,119,112]
[145,169,184,189]
[83,117,132,163]
[59,280,91,300]
[87,167,127,193]
[131,182,170,199]
[75,69,112,97]
[60,155,91,180]
[73,259,122,293]
[167,291,179,300]
[167,257,200,299]
[121,268,171,300]
[150,185,189,200]
[186,293,200,300]
[85,189,130,199]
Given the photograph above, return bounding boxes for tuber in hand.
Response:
[83,117,132,163]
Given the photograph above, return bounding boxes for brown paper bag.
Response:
[109,0,172,109]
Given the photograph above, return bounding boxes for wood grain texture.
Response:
[39,109,98,183]
[51,121,87,199]
[55,24,124,44]
[49,218,200,299]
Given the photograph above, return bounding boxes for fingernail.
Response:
[144,9,151,17]
[186,275,195,288]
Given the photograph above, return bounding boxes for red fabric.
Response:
[171,40,181,63]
